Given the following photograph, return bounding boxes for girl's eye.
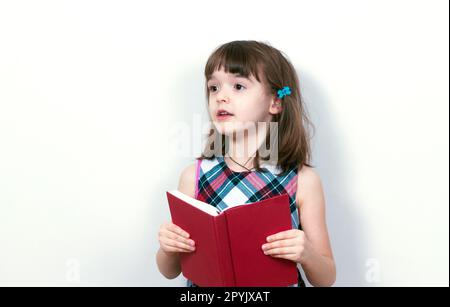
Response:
[209,85,218,92]
[235,84,246,91]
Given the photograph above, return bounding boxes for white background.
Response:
[0,0,448,286]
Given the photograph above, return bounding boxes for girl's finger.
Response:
[165,238,196,252]
[168,223,190,238]
[262,238,297,250]
[266,229,298,242]
[163,244,193,254]
[263,246,297,256]
[162,229,195,247]
[164,246,192,254]
[271,253,297,261]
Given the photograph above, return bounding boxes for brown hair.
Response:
[196,40,315,175]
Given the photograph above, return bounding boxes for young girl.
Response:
[156,40,336,287]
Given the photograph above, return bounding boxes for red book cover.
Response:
[166,190,297,287]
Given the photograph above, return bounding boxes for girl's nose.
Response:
[216,91,230,103]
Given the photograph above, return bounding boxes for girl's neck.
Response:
[224,128,266,170]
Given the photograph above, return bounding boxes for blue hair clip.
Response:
[277,86,291,99]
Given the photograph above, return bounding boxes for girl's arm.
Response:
[156,248,182,279]
[296,166,336,286]
[156,163,197,279]
[262,166,336,286]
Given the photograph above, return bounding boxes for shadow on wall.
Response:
[298,68,371,287]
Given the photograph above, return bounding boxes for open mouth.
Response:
[216,110,234,120]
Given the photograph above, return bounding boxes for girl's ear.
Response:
[269,97,283,115]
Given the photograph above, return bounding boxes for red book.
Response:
[166,190,298,287]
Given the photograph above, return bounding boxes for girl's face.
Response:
[207,68,282,136]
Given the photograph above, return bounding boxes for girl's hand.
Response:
[261,229,312,264]
[158,221,196,255]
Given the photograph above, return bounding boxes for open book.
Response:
[166,190,297,287]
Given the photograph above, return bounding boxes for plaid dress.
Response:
[186,155,306,287]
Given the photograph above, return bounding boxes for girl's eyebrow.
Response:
[208,73,253,83]
[235,75,253,83]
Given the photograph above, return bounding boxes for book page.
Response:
[168,190,220,216]
[219,201,249,213]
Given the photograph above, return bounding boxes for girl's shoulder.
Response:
[177,162,198,198]
[296,165,324,210]
[298,164,318,179]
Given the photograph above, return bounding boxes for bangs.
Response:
[205,41,262,83]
